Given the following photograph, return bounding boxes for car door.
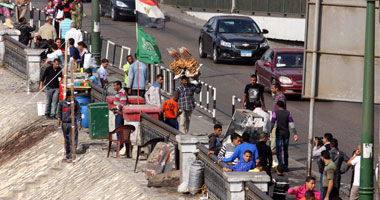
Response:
[203,18,216,54]
[259,50,274,87]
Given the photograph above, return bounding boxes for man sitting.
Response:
[217,133,241,165]
[222,150,254,172]
[208,124,223,156]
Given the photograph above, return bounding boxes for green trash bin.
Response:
[88,103,109,139]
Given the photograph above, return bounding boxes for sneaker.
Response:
[284,167,290,172]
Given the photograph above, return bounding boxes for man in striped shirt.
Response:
[112,81,128,148]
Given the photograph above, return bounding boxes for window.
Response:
[217,19,260,34]
[275,53,303,68]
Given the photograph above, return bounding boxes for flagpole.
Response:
[135,1,140,103]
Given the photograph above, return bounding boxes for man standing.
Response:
[65,22,83,47]
[38,18,57,41]
[271,101,298,171]
[176,75,201,134]
[270,82,286,153]
[17,17,36,46]
[252,100,270,134]
[60,12,73,39]
[242,74,265,110]
[256,133,273,177]
[40,59,62,119]
[162,92,179,129]
[208,124,223,156]
[329,138,350,190]
[128,55,148,97]
[97,59,109,88]
[111,81,128,149]
[145,74,163,107]
[57,91,81,163]
[321,150,339,200]
[347,145,361,200]
[123,55,134,88]
[15,0,29,23]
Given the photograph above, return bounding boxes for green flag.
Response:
[136,26,162,64]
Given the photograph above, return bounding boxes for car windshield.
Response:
[275,53,303,68]
[218,19,260,34]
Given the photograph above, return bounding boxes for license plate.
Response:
[241,51,252,57]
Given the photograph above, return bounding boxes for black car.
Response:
[199,16,269,63]
[100,0,135,21]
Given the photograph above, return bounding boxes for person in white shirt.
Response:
[252,100,270,134]
[97,58,109,88]
[347,145,361,200]
[145,74,163,107]
[65,22,83,47]
[46,43,64,66]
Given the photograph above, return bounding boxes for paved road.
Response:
[31,1,380,192]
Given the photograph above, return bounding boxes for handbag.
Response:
[56,9,63,19]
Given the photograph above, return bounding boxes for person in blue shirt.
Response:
[127,54,148,98]
[85,68,97,85]
[223,150,255,172]
[218,132,259,168]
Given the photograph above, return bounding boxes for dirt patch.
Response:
[0,118,57,165]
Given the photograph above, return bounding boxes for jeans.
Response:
[320,173,325,199]
[276,134,289,168]
[45,88,60,117]
[115,113,124,149]
[165,118,178,129]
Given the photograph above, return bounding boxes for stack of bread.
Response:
[167,47,201,77]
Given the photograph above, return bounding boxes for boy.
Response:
[272,164,289,200]
[57,91,81,162]
[222,150,254,172]
[208,124,223,156]
[218,133,241,165]
[45,0,55,18]
[162,92,179,129]
[301,191,316,200]
[250,162,264,172]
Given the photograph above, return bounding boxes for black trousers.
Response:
[131,89,145,98]
[62,122,78,159]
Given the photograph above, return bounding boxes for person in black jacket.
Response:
[256,132,273,178]
[40,59,62,119]
[17,17,36,46]
[208,124,222,156]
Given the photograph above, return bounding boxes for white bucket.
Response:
[37,102,46,116]
[111,133,117,140]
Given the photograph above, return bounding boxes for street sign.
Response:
[303,0,380,103]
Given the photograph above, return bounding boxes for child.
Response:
[250,162,264,172]
[208,124,223,156]
[222,150,254,172]
[301,190,316,200]
[85,68,97,84]
[45,0,56,19]
[272,164,289,200]
[161,92,179,129]
[217,133,241,165]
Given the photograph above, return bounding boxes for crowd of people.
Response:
[204,73,367,200]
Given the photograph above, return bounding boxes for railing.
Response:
[3,35,28,79]
[195,81,216,124]
[102,38,131,70]
[164,0,306,17]
[231,95,242,115]
[245,181,272,200]
[196,143,229,200]
[148,64,176,96]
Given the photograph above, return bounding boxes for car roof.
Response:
[213,15,253,21]
[271,48,304,53]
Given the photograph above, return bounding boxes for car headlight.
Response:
[259,39,269,48]
[220,40,232,48]
[116,1,128,7]
[279,76,293,84]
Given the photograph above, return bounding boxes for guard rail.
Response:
[232,95,242,115]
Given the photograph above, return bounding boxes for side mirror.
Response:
[262,29,269,34]
[207,28,214,33]
[264,62,271,67]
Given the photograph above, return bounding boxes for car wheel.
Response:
[111,6,119,21]
[199,39,207,58]
[213,45,220,64]
[99,5,105,17]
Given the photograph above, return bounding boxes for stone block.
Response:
[147,170,180,187]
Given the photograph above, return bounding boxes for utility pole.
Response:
[91,0,101,65]
[359,0,375,199]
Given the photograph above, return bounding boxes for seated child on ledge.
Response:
[222,150,254,172]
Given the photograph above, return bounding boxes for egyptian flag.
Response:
[136,0,165,29]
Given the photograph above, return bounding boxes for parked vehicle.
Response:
[198,15,269,63]
[255,48,304,95]
[100,0,135,21]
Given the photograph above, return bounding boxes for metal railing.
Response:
[195,81,216,124]
[164,0,306,17]
[3,35,28,79]
[102,38,131,70]
[231,95,242,115]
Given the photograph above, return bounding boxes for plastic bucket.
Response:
[80,103,89,128]
[37,102,46,116]
[75,93,91,105]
